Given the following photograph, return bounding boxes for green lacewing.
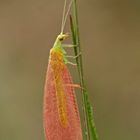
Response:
[43,0,82,139]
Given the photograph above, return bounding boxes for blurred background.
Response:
[0,0,140,140]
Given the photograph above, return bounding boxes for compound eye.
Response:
[59,37,64,41]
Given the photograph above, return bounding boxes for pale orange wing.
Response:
[43,60,82,140]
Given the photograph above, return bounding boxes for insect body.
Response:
[43,0,82,139]
[44,33,82,140]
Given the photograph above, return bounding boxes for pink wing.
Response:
[43,62,82,140]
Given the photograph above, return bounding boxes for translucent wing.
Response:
[43,60,82,140]
[61,65,83,140]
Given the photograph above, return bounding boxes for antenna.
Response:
[61,0,67,33]
[61,0,73,33]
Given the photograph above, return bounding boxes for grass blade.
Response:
[70,0,99,139]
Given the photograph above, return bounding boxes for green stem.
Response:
[70,0,99,140]
[70,14,90,140]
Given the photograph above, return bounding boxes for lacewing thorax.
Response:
[43,0,83,139]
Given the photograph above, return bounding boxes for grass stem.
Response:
[70,0,99,140]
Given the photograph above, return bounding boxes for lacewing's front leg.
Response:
[66,52,81,59]
[62,43,81,65]
[62,44,77,48]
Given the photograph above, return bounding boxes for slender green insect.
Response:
[43,0,83,140]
